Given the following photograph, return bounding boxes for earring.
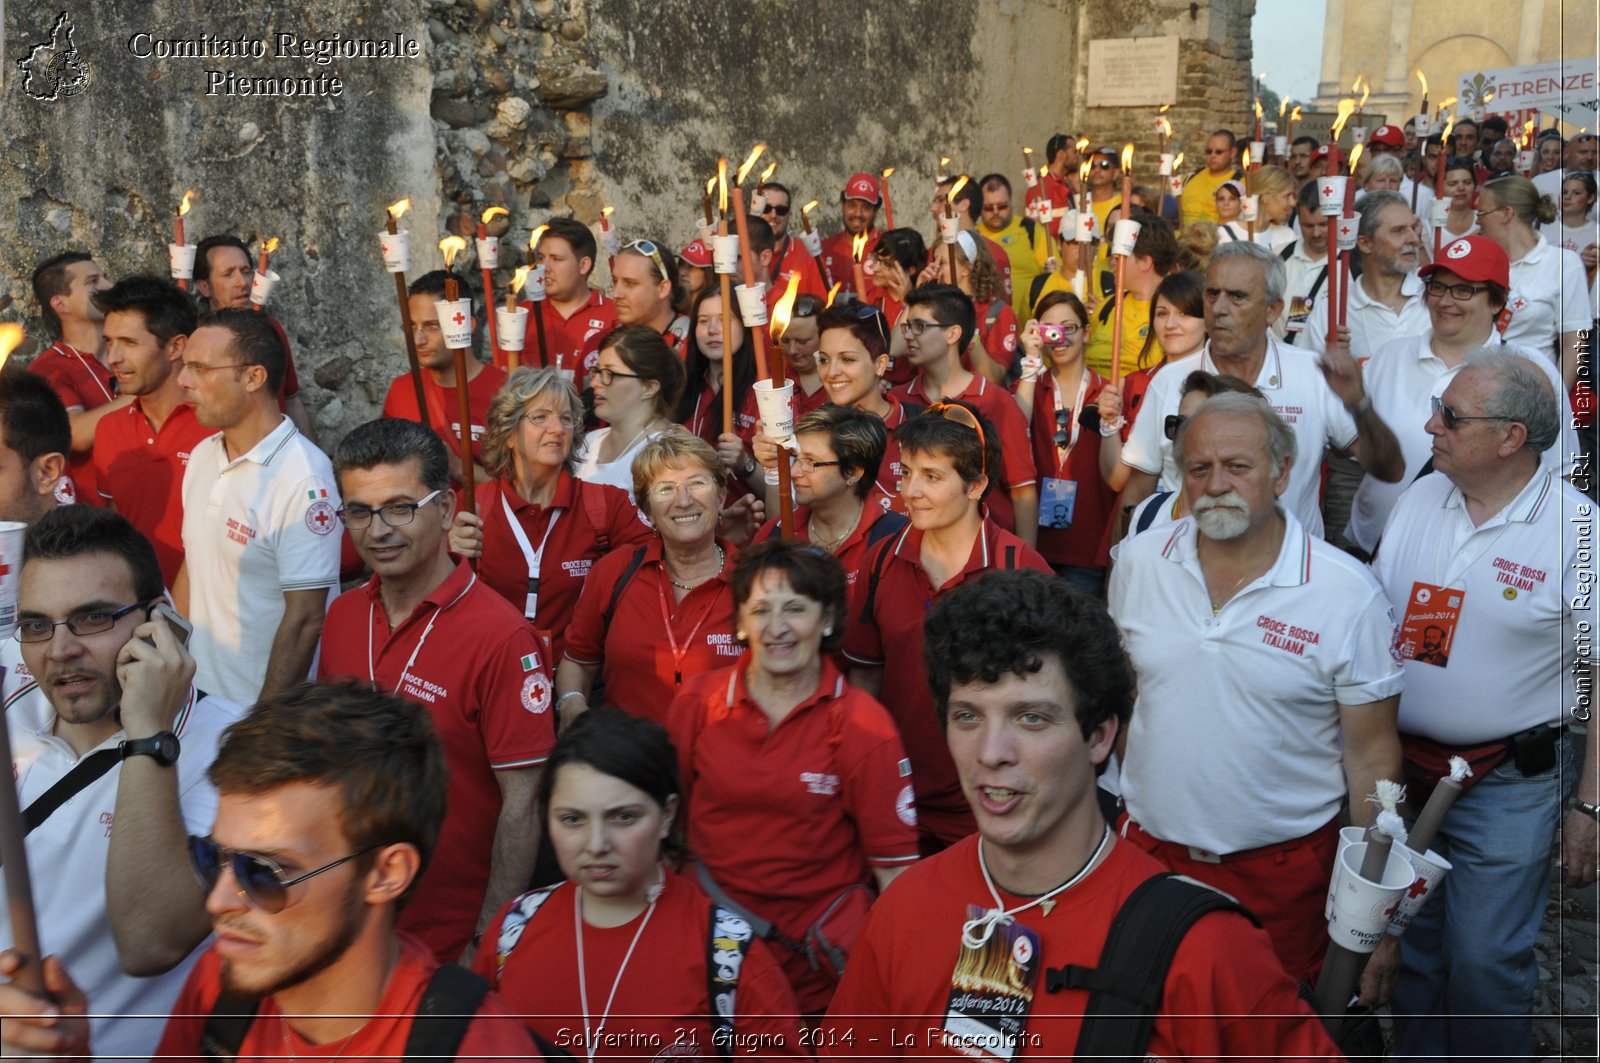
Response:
[736,630,747,641]
[823,626,834,637]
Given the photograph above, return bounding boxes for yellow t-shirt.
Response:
[1084,293,1153,380]
[1179,167,1239,226]
[983,215,1050,323]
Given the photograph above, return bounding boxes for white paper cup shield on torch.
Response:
[435,236,474,349]
[498,266,531,352]
[169,242,198,280]
[475,235,500,269]
[1110,218,1142,257]
[735,283,769,327]
[1336,214,1359,252]
[1240,195,1261,223]
[1317,176,1349,217]
[381,199,412,273]
[713,234,741,275]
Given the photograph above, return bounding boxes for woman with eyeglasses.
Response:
[559,431,741,725]
[573,326,687,492]
[1012,291,1116,594]
[677,286,767,496]
[1476,175,1589,386]
[1439,159,1481,242]
[870,229,932,387]
[754,406,907,575]
[611,238,689,357]
[665,541,918,1013]
[447,367,653,660]
[475,708,805,1058]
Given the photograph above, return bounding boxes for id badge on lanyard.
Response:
[500,491,561,623]
[941,905,1041,1062]
[1038,374,1087,531]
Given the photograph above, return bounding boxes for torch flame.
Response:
[1416,69,1428,96]
[1157,117,1172,138]
[824,282,842,308]
[1359,82,1371,109]
[1279,98,1288,118]
[0,323,24,371]
[1352,74,1364,93]
[179,190,195,216]
[1075,137,1089,153]
[1241,147,1252,171]
[511,266,531,295]
[480,206,509,224]
[1437,96,1457,111]
[438,235,468,269]
[1120,143,1134,173]
[528,224,550,250]
[600,206,614,222]
[882,166,895,179]
[770,271,803,340]
[705,177,717,196]
[262,237,280,255]
[1290,105,1303,121]
[1024,146,1034,159]
[1078,160,1092,183]
[1331,98,1357,138]
[1441,117,1456,144]
[946,175,969,204]
[939,155,951,168]
[850,232,868,262]
[1159,103,1172,113]
[1254,99,1263,120]
[759,161,777,184]
[717,157,728,215]
[1523,118,1535,147]
[736,144,766,185]
[387,198,411,220]
[802,199,819,216]
[1173,152,1185,171]
[1349,143,1365,174]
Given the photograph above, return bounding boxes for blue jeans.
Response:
[1392,730,1576,1061]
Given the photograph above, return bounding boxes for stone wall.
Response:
[1,0,1254,445]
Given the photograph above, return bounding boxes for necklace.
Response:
[667,544,724,590]
[574,879,660,1063]
[280,1013,361,1061]
[1209,567,1260,615]
[605,417,662,463]
[962,825,1112,947]
[809,503,863,552]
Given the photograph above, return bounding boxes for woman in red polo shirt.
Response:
[448,366,653,660]
[666,541,919,1013]
[558,431,742,724]
[476,708,804,1058]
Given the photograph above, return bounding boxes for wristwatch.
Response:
[1570,798,1600,822]
[120,731,180,767]
[1347,393,1373,416]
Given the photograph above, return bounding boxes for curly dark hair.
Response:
[924,570,1134,749]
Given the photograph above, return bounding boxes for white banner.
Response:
[1457,59,1598,128]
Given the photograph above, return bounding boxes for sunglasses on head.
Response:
[189,835,377,914]
[837,301,890,345]
[1163,413,1187,441]
[622,239,671,282]
[926,401,988,470]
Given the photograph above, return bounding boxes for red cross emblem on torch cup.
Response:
[1407,876,1430,900]
[1322,184,1334,197]
[452,311,466,326]
[1339,221,1355,240]
[0,562,10,578]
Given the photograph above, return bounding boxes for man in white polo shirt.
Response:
[1272,182,1330,344]
[1371,350,1595,1058]
[1109,392,1403,985]
[1349,235,1578,554]
[1,506,242,1059]
[1116,241,1405,539]
[1302,191,1430,359]
[174,308,340,706]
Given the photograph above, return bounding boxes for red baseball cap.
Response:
[1313,143,1346,167]
[1420,235,1510,288]
[842,172,882,204]
[679,239,712,269]
[1370,125,1405,148]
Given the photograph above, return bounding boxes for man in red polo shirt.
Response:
[822,173,884,299]
[610,238,689,356]
[891,285,1039,541]
[193,234,316,441]
[318,418,552,963]
[759,181,828,300]
[382,271,506,492]
[518,218,617,387]
[844,409,1049,851]
[91,277,213,586]
[29,251,123,505]
[1024,133,1080,218]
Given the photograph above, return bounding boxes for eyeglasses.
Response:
[1423,280,1490,301]
[182,360,247,375]
[648,476,718,502]
[189,835,377,914]
[1430,394,1513,430]
[623,239,671,282]
[762,203,791,216]
[926,401,988,469]
[1473,205,1509,223]
[1163,413,1187,441]
[790,454,841,473]
[337,489,443,530]
[524,410,580,431]
[594,366,642,387]
[14,601,150,643]
[899,318,943,338]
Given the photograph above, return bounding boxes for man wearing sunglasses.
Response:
[2,683,540,1059]
[175,309,341,709]
[1179,130,1243,227]
[318,418,553,965]
[760,181,827,302]
[1345,235,1577,556]
[1371,350,1595,1057]
[976,174,1049,322]
[1,506,243,1059]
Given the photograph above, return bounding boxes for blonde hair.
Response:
[1482,175,1558,227]
[630,428,727,511]
[481,366,586,481]
[1175,221,1219,273]
[1246,164,1292,199]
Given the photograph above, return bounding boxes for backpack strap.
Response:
[1279,240,1297,261]
[863,509,909,549]
[1098,298,1116,326]
[1054,873,1260,1063]
[706,902,758,1062]
[1027,273,1049,320]
[492,884,562,986]
[857,532,902,625]
[1002,545,1018,570]
[602,544,649,630]
[982,299,1004,338]
[23,749,121,834]
[200,993,261,1061]
[1134,491,1173,535]
[579,481,611,554]
[403,964,489,1062]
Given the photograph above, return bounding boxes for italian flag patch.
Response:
[307,488,328,500]
[520,653,539,672]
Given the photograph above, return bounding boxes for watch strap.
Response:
[120,731,179,767]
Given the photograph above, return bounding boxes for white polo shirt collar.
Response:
[1438,468,1556,531]
[1200,336,1285,392]
[1157,507,1315,595]
[218,414,297,471]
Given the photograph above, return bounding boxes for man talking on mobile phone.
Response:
[0,506,244,1059]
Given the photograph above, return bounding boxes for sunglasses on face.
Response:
[188,835,377,914]
[1092,159,1116,169]
[762,203,791,216]
[1430,394,1512,431]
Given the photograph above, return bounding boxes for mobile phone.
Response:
[151,601,193,646]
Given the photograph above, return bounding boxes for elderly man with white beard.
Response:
[1108,392,1404,988]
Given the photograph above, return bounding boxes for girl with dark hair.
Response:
[573,326,686,491]
[665,542,919,1013]
[869,227,932,387]
[676,285,764,494]
[1440,158,1481,242]
[475,708,804,1058]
